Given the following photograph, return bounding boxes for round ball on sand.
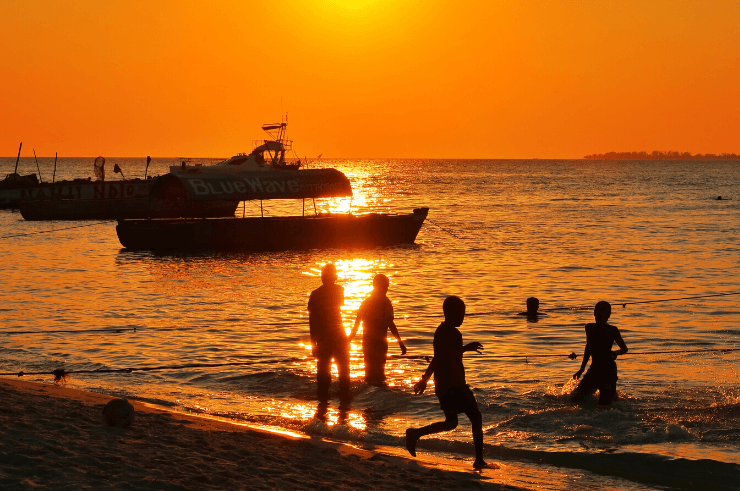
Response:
[102,398,135,428]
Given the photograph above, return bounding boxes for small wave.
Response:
[489,444,740,490]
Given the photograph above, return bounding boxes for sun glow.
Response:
[3,1,739,157]
[321,0,381,11]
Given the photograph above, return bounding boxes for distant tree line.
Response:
[584,151,740,160]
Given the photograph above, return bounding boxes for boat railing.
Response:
[172,157,224,167]
[252,139,293,153]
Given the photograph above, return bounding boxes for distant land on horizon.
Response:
[584,151,740,160]
[3,153,740,161]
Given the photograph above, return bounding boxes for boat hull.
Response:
[0,174,41,209]
[116,208,429,251]
[11,178,238,220]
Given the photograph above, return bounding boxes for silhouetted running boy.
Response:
[405,296,487,469]
[571,301,628,405]
[349,274,406,383]
[308,263,350,401]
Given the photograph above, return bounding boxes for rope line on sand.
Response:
[3,347,736,382]
[0,219,116,239]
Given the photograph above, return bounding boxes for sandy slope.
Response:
[0,378,523,490]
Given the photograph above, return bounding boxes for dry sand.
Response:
[0,378,526,490]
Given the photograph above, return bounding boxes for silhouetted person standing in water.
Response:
[405,296,487,469]
[308,263,350,401]
[571,301,628,405]
[349,274,406,383]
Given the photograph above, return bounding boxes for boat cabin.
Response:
[171,121,302,175]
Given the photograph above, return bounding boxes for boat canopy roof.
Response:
[262,123,286,131]
[151,168,352,202]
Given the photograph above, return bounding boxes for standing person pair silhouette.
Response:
[308,265,406,401]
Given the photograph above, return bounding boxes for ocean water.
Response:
[1,157,739,490]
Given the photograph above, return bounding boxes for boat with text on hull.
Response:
[17,177,240,220]
[17,156,239,220]
[0,173,41,209]
[116,170,428,251]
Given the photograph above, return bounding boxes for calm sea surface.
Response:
[1,157,739,490]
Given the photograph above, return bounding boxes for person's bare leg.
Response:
[337,347,351,403]
[316,356,331,402]
[406,413,458,457]
[466,407,487,468]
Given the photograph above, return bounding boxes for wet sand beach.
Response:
[0,378,521,491]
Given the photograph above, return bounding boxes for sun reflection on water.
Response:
[280,402,316,422]
[308,164,401,215]
[270,399,368,431]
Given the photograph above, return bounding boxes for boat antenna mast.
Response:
[258,112,292,165]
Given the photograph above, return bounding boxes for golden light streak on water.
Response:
[280,402,317,422]
[347,411,367,431]
[313,196,354,214]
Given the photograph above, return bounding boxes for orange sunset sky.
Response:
[1,0,739,159]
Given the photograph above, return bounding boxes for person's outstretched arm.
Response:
[463,342,483,354]
[413,357,437,394]
[573,344,590,379]
[388,320,406,355]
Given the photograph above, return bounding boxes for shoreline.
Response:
[0,377,524,490]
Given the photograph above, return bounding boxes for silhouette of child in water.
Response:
[405,296,487,469]
[571,301,628,405]
[349,274,406,383]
